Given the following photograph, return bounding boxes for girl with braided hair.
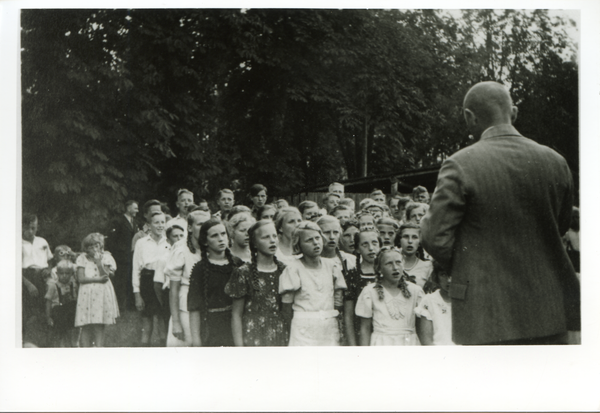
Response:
[355,247,423,346]
[164,209,211,347]
[343,229,381,345]
[278,221,347,346]
[225,220,289,346]
[188,218,243,346]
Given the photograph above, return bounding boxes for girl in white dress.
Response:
[279,221,347,346]
[74,233,119,347]
[415,260,455,345]
[355,247,423,346]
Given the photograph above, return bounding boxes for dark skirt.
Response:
[204,310,234,347]
[140,269,162,317]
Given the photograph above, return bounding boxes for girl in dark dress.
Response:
[188,218,243,347]
[225,220,289,346]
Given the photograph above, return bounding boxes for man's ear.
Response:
[511,106,518,124]
[463,108,476,127]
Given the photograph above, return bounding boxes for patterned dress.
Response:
[344,268,377,341]
[74,253,119,327]
[225,263,289,346]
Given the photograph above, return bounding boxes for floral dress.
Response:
[344,267,377,340]
[225,262,289,346]
[74,253,119,327]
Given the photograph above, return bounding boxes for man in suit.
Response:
[106,200,139,310]
[420,81,580,345]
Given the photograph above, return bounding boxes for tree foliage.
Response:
[21,9,579,248]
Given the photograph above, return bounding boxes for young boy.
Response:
[166,189,194,237]
[322,192,341,215]
[214,189,235,221]
[45,260,78,347]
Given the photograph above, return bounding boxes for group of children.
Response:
[22,182,455,347]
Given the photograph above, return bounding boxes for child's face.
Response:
[438,271,451,293]
[340,226,359,253]
[22,219,38,242]
[86,242,103,258]
[205,224,228,254]
[399,228,420,255]
[333,210,351,225]
[57,269,74,284]
[379,251,403,284]
[358,215,375,231]
[302,206,320,222]
[189,212,210,241]
[367,207,383,221]
[377,224,396,247]
[409,205,427,224]
[149,214,165,237]
[298,229,323,258]
[252,190,267,208]
[233,220,253,248]
[319,221,341,252]
[217,193,234,212]
[260,208,276,221]
[254,224,279,257]
[168,228,185,245]
[281,212,302,239]
[176,193,194,215]
[357,232,381,264]
[325,196,339,212]
[371,194,386,204]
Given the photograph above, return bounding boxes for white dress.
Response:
[279,258,347,346]
[355,282,423,346]
[414,290,455,345]
[74,253,119,327]
[403,259,433,288]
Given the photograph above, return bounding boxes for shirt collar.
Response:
[480,124,522,140]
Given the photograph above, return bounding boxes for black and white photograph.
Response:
[2,0,599,411]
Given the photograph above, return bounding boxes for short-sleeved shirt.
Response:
[415,290,455,345]
[164,239,201,286]
[166,215,188,238]
[278,258,347,312]
[22,236,53,268]
[404,259,433,288]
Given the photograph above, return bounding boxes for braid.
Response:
[335,247,348,278]
[398,275,412,299]
[200,248,210,344]
[224,247,235,266]
[273,255,286,274]
[375,275,385,301]
[354,251,362,276]
[250,248,260,295]
[187,230,196,254]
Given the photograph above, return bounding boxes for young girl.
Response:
[132,211,171,346]
[48,245,76,283]
[256,204,277,221]
[355,210,376,231]
[415,261,455,345]
[45,260,78,347]
[188,218,244,346]
[227,212,256,263]
[74,233,119,347]
[355,247,423,346]
[278,221,347,346]
[339,221,359,254]
[274,207,303,267]
[225,220,288,346]
[344,229,381,346]
[376,217,399,247]
[164,209,211,347]
[396,223,433,288]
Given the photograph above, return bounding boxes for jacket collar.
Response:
[480,124,522,140]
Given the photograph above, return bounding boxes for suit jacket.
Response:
[106,214,139,264]
[421,124,580,345]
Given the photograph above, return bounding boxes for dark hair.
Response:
[423,260,447,294]
[249,184,267,198]
[341,220,359,233]
[331,205,352,216]
[143,199,162,216]
[256,204,277,220]
[570,206,580,232]
[166,225,184,239]
[125,200,137,208]
[22,213,37,227]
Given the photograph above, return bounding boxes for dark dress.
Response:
[344,268,377,341]
[225,263,289,346]
[188,255,243,347]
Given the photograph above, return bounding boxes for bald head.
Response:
[463,81,517,137]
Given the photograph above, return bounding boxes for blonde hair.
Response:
[291,221,324,255]
[56,259,76,274]
[81,233,105,251]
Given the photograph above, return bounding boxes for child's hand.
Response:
[135,293,145,312]
[99,274,109,283]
